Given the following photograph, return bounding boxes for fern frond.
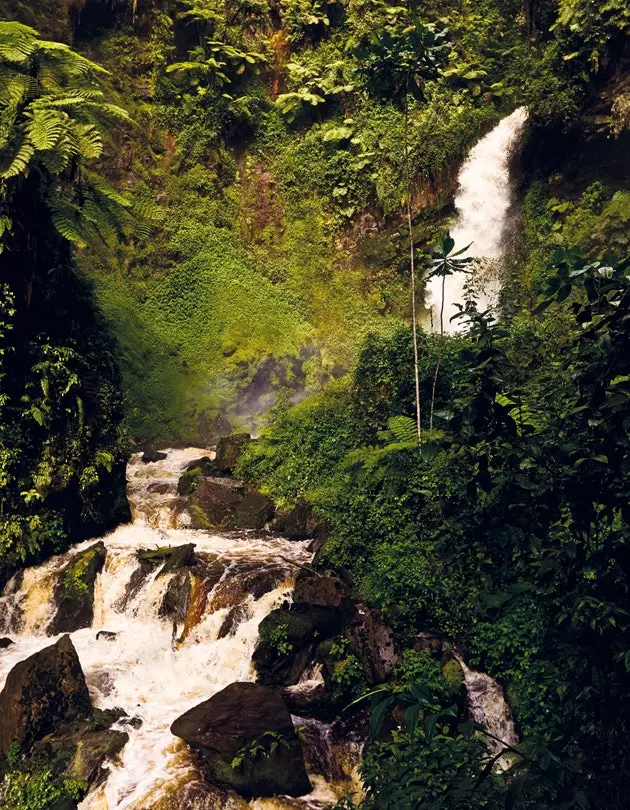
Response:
[0,22,38,66]
[386,415,419,444]
[24,108,65,150]
[0,139,35,179]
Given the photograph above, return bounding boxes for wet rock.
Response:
[413,631,443,656]
[141,449,168,463]
[218,604,250,639]
[171,682,311,798]
[253,605,343,687]
[347,605,398,683]
[281,680,330,718]
[0,635,92,760]
[186,456,218,475]
[0,637,14,649]
[147,480,172,495]
[96,631,117,642]
[293,572,349,609]
[234,490,274,530]
[137,543,196,575]
[189,479,243,530]
[31,723,129,787]
[271,500,329,542]
[159,571,192,622]
[48,542,107,635]
[119,716,143,730]
[177,468,203,496]
[215,433,251,474]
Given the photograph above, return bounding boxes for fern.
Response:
[0,22,134,252]
[386,415,419,444]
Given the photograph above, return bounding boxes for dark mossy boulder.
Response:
[234,490,275,530]
[218,604,250,639]
[96,631,117,642]
[347,605,398,683]
[271,500,329,542]
[30,721,129,787]
[141,449,167,463]
[253,604,343,687]
[293,572,349,609]
[48,542,106,635]
[0,635,92,760]
[189,479,244,529]
[177,467,204,496]
[215,433,251,474]
[159,571,192,622]
[186,456,217,475]
[137,543,196,575]
[171,682,310,798]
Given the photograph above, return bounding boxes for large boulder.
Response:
[271,500,329,542]
[48,542,107,635]
[253,605,343,687]
[0,635,92,760]
[347,605,398,683]
[215,434,252,474]
[234,491,275,530]
[141,449,167,463]
[293,572,349,609]
[171,682,311,798]
[189,479,243,529]
[188,480,272,531]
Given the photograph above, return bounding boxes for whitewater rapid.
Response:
[0,450,343,810]
[426,107,528,332]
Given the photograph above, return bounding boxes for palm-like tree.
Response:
[0,21,133,255]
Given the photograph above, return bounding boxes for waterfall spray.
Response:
[426,107,528,331]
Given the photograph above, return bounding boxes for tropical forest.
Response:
[0,0,629,808]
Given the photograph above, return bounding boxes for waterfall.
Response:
[455,655,518,769]
[426,107,528,332]
[0,450,345,810]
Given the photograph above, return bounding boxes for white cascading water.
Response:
[454,654,518,769]
[426,107,528,332]
[0,449,350,810]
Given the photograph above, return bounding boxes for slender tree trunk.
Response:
[404,91,422,446]
[440,274,446,336]
[430,356,440,433]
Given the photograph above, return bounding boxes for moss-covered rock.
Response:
[188,479,243,529]
[234,490,275,530]
[137,543,196,575]
[0,635,92,761]
[253,604,343,687]
[48,542,107,635]
[171,682,310,798]
[271,500,329,542]
[293,572,349,609]
[215,434,252,473]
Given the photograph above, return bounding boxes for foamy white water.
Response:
[426,107,528,332]
[0,450,342,810]
[455,655,518,768]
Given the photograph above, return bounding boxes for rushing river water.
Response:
[0,450,356,810]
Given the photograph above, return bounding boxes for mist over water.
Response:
[426,107,528,332]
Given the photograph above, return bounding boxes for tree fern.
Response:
[0,22,133,254]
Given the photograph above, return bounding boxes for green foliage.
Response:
[247,250,630,806]
[262,621,293,656]
[0,22,134,252]
[230,730,291,769]
[0,768,84,810]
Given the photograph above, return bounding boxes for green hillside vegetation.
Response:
[0,0,629,807]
